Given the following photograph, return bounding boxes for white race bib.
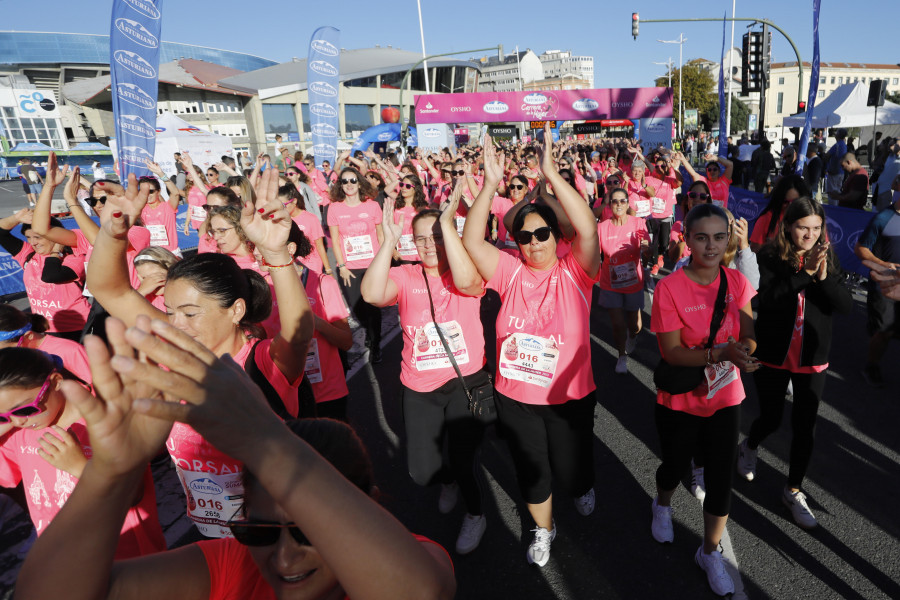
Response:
[633,199,652,218]
[177,468,243,538]
[344,235,374,262]
[611,261,639,289]
[413,321,469,371]
[191,205,208,222]
[498,333,560,388]
[147,224,169,247]
[304,338,322,384]
[455,216,466,236]
[704,360,738,399]
[652,196,668,214]
[397,234,417,256]
[82,261,93,298]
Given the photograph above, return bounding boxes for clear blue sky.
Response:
[3,0,893,87]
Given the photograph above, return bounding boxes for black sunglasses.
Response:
[514,226,553,246]
[227,519,311,547]
[688,191,711,201]
[452,169,466,176]
[87,195,107,207]
[341,177,358,185]
[508,183,526,190]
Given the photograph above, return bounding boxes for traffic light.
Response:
[741,31,764,94]
[632,13,639,40]
[797,101,806,113]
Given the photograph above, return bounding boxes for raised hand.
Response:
[482,137,504,184]
[44,152,69,187]
[381,197,403,245]
[145,160,164,177]
[179,151,194,171]
[63,166,82,206]
[240,166,292,260]
[733,217,750,250]
[539,123,556,176]
[441,181,463,228]
[96,173,150,237]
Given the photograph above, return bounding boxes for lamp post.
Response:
[653,57,674,89]
[658,34,687,139]
[415,0,430,93]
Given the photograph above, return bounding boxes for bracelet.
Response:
[336,263,346,269]
[261,256,294,269]
[706,348,715,365]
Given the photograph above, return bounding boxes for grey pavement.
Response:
[1,181,899,598]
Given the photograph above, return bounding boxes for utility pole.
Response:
[653,58,674,89]
[726,0,736,136]
[659,35,687,139]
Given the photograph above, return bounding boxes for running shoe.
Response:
[695,545,735,596]
[782,488,818,529]
[690,464,707,501]
[526,522,557,567]
[615,355,628,374]
[736,439,758,482]
[455,513,487,554]
[651,497,674,543]
[574,488,595,516]
[438,482,459,514]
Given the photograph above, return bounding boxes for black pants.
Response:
[496,391,596,505]
[316,395,349,423]
[339,268,381,350]
[747,368,826,489]
[647,218,673,265]
[402,371,489,515]
[655,403,739,517]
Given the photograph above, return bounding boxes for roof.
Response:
[478,51,529,68]
[783,82,900,127]
[771,61,900,70]
[63,59,252,105]
[218,47,480,98]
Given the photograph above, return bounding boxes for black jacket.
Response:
[754,247,853,367]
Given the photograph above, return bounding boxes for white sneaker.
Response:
[526,522,557,567]
[651,497,674,543]
[695,545,735,596]
[438,482,459,514]
[455,513,486,554]
[625,333,637,355]
[690,465,707,501]
[782,488,818,529]
[574,488,595,516]
[615,355,628,374]
[736,439,758,481]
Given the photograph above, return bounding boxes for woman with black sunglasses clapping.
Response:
[15,316,456,600]
[461,126,602,567]
[384,173,430,264]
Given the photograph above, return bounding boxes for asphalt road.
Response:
[0,180,898,599]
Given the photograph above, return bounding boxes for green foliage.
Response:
[702,95,753,134]
[654,63,716,119]
[886,91,900,105]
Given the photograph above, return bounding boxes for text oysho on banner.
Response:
[414,88,673,124]
[110,0,163,182]
[307,26,340,169]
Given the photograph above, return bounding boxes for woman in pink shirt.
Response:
[127,175,181,255]
[679,153,735,209]
[279,184,330,274]
[461,128,602,568]
[328,167,384,363]
[384,173,430,264]
[649,203,758,596]
[645,152,683,275]
[149,157,211,237]
[597,187,650,375]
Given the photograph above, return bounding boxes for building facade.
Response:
[475,47,542,92]
[537,50,594,89]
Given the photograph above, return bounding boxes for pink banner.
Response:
[414,87,673,124]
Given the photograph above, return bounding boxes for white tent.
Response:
[783,82,900,145]
[151,113,235,176]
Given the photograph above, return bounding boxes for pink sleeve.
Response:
[386,265,408,307]
[62,253,86,278]
[326,204,338,227]
[372,202,383,224]
[12,243,33,268]
[486,250,518,294]
[637,219,650,243]
[319,275,350,322]
[253,340,301,417]
[71,229,91,256]
[733,269,756,308]
[309,217,324,242]
[650,278,683,334]
[562,250,600,287]
[0,440,22,487]
[749,214,769,245]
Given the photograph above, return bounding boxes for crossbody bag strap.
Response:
[705,266,730,349]
[421,266,472,401]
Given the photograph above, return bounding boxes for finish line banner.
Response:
[414,88,673,124]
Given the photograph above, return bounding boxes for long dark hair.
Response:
[759,175,810,240]
[330,167,377,203]
[0,347,83,389]
[766,196,835,272]
[394,174,428,210]
[0,304,48,340]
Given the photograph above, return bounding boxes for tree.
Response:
[655,63,716,127]
[702,94,753,134]
[887,91,900,105]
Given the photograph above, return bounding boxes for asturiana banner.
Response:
[414,88,673,124]
[307,26,340,169]
[110,0,163,182]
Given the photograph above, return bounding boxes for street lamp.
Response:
[659,34,687,139]
[653,58,674,89]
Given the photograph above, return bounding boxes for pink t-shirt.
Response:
[305,271,349,403]
[13,245,90,333]
[327,200,382,270]
[388,264,486,393]
[187,186,210,230]
[647,171,679,219]
[491,195,515,250]
[650,267,756,416]
[291,210,325,273]
[670,221,690,258]
[197,234,217,254]
[749,210,784,246]
[73,228,148,291]
[393,204,419,261]
[697,176,732,208]
[488,251,598,405]
[626,180,653,218]
[141,201,180,253]
[598,216,649,294]
[33,334,92,385]
[0,419,165,558]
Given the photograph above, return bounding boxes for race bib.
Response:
[344,235,374,262]
[498,333,560,388]
[704,360,738,399]
[191,205,208,222]
[397,234,417,256]
[82,261,93,298]
[611,261,639,289]
[147,224,169,247]
[633,199,652,218]
[304,338,322,384]
[177,468,243,538]
[455,216,466,236]
[712,199,725,209]
[413,321,469,371]
[652,196,668,214]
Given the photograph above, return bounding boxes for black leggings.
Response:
[655,403,740,517]
[496,391,596,505]
[747,368,826,489]
[339,268,381,349]
[402,371,489,515]
[647,217,673,264]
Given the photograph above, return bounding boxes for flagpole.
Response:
[416,0,430,93]
[726,0,736,136]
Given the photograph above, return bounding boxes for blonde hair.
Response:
[133,246,180,271]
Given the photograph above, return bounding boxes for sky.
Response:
[2,0,895,88]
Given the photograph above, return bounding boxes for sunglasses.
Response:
[285,171,298,177]
[451,170,466,176]
[398,182,415,189]
[227,519,311,547]
[611,198,629,205]
[514,226,553,246]
[206,172,216,177]
[87,195,107,207]
[508,184,526,190]
[0,374,53,424]
[688,191,711,201]
[607,180,620,186]
[341,178,358,185]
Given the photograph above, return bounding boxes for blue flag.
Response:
[796,0,822,174]
[718,12,728,158]
[307,27,341,169]
[110,0,163,182]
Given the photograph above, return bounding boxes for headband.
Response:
[0,323,32,341]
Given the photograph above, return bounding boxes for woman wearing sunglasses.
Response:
[278,184,331,274]
[328,167,384,363]
[494,174,531,253]
[384,173,430,263]
[284,166,323,223]
[679,153,734,209]
[668,180,714,263]
[361,187,491,555]
[462,129,601,567]
[147,157,210,238]
[645,153,683,276]
[597,187,650,375]
[86,169,314,540]
[0,346,166,558]
[15,316,455,600]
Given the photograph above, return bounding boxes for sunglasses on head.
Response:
[0,373,54,424]
[508,183,526,190]
[227,518,311,547]
[688,191,710,201]
[398,182,415,189]
[514,226,553,246]
[341,177,358,185]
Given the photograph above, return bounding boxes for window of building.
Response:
[345,76,376,88]
[818,90,825,98]
[344,104,374,133]
[778,77,784,85]
[838,77,843,84]
[819,76,826,84]
[776,92,784,114]
[831,77,835,84]
[262,103,299,136]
